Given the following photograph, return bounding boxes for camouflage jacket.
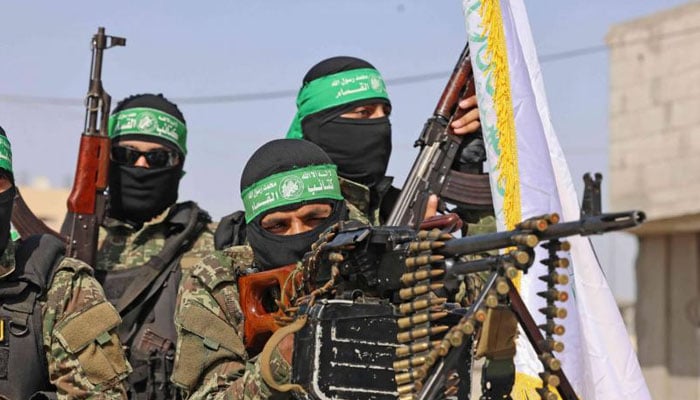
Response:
[172,245,291,399]
[340,176,399,226]
[0,240,131,398]
[96,203,215,274]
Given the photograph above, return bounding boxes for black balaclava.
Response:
[0,127,15,262]
[108,94,185,226]
[300,57,392,189]
[241,139,347,270]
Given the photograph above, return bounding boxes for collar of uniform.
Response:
[0,240,17,279]
[103,205,174,231]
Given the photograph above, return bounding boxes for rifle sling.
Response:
[440,170,493,209]
[109,203,206,319]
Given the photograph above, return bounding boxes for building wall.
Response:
[608,3,700,223]
[608,3,700,398]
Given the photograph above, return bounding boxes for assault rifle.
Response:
[61,27,125,265]
[386,42,490,229]
[272,174,645,400]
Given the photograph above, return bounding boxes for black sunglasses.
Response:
[110,146,179,168]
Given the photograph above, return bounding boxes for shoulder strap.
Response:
[214,210,247,250]
[14,234,67,289]
[114,202,210,314]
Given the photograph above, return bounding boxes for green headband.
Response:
[286,68,389,139]
[0,135,12,174]
[241,164,343,223]
[108,107,188,155]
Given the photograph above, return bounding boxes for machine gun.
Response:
[262,174,645,400]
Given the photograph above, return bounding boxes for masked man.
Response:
[214,56,481,249]
[286,56,481,225]
[96,94,214,399]
[0,127,130,399]
[172,138,346,399]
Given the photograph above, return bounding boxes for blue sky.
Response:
[0,0,691,301]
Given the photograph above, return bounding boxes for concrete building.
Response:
[608,3,700,398]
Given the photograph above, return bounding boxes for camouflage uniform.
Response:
[340,177,399,226]
[97,206,215,273]
[95,203,215,398]
[172,245,291,399]
[1,238,131,399]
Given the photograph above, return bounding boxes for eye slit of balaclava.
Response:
[240,139,347,271]
[293,57,394,190]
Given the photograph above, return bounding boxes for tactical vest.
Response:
[0,234,70,400]
[97,202,210,400]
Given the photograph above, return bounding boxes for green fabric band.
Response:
[286,68,389,139]
[242,164,343,223]
[108,107,188,155]
[0,135,13,174]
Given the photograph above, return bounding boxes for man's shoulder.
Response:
[187,245,252,292]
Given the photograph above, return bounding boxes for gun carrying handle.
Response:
[260,314,308,394]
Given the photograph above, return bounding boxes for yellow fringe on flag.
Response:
[513,372,564,400]
[479,0,521,232]
[477,1,566,399]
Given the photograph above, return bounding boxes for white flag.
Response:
[461,0,651,398]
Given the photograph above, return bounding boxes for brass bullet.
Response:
[539,306,567,319]
[418,228,449,241]
[518,218,548,231]
[537,289,569,303]
[504,265,519,279]
[409,240,446,252]
[461,319,476,334]
[540,353,561,371]
[475,308,488,322]
[541,339,565,353]
[398,395,417,400]
[495,277,510,295]
[397,383,415,396]
[538,321,566,336]
[541,257,569,269]
[399,297,447,314]
[539,272,569,286]
[511,234,539,247]
[399,285,429,300]
[405,255,445,269]
[540,372,561,387]
[485,292,500,308]
[449,330,464,347]
[397,325,449,343]
[396,369,426,385]
[511,250,531,265]
[395,341,440,357]
[537,388,558,400]
[400,269,445,286]
[438,338,451,356]
[393,356,426,371]
[397,311,448,330]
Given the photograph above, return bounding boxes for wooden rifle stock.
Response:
[238,264,297,354]
[11,190,62,240]
[62,27,125,266]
